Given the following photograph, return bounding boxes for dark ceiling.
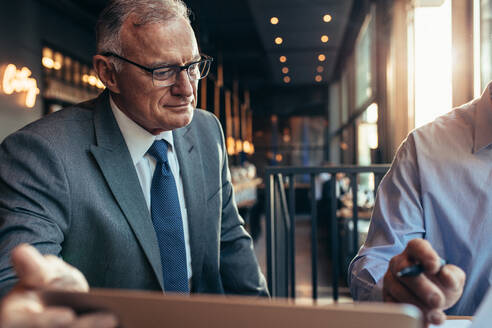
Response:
[38,0,358,115]
[248,0,353,86]
[39,0,354,86]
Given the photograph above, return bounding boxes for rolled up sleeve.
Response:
[348,134,425,300]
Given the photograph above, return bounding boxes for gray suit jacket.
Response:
[0,91,268,298]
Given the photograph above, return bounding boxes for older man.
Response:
[0,0,268,326]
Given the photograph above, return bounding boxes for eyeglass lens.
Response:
[153,60,211,86]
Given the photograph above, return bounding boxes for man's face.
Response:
[112,17,199,134]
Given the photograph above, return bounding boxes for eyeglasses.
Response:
[101,52,213,87]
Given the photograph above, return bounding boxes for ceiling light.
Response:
[283,76,291,83]
[316,65,324,73]
[323,14,332,23]
[318,54,326,62]
[279,56,287,63]
[321,35,329,43]
[282,67,289,74]
[42,57,54,69]
[315,75,322,82]
[275,37,283,45]
[270,17,279,25]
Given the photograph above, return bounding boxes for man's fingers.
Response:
[71,313,119,328]
[405,239,443,274]
[0,294,76,328]
[426,309,446,326]
[1,290,43,314]
[437,265,466,292]
[2,245,94,328]
[43,255,89,292]
[401,274,445,308]
[11,244,89,292]
[383,271,428,308]
[1,291,115,328]
[11,244,51,288]
[388,252,412,275]
[383,272,446,327]
[31,307,77,328]
[383,239,466,326]
[388,254,446,309]
[430,264,466,310]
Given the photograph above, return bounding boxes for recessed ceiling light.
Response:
[283,76,291,83]
[279,56,287,63]
[315,75,322,82]
[318,54,326,62]
[282,67,289,74]
[275,37,283,45]
[321,35,329,43]
[323,14,332,23]
[316,66,324,73]
[270,17,279,25]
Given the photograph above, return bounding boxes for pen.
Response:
[396,258,447,277]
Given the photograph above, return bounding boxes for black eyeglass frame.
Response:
[100,52,214,86]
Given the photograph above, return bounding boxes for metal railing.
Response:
[265,165,390,301]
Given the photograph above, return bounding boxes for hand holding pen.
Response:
[397,258,447,278]
[382,239,466,327]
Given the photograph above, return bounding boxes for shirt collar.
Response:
[109,96,174,165]
[473,81,492,153]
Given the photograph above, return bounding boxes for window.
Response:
[412,0,453,128]
[474,0,492,94]
[355,6,375,109]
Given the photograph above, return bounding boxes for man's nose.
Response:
[171,69,193,97]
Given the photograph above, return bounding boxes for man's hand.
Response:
[0,244,117,328]
[383,239,466,326]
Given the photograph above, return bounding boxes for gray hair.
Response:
[96,0,191,69]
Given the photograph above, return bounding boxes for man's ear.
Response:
[93,55,120,94]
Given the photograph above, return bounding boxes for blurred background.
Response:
[0,0,490,302]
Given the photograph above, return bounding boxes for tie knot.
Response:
[148,139,169,163]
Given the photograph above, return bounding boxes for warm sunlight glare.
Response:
[414,0,452,128]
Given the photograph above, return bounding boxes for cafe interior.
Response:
[0,0,491,313]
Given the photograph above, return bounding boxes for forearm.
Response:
[349,254,386,301]
[0,131,69,297]
[349,134,425,301]
[220,232,268,296]
[218,175,268,296]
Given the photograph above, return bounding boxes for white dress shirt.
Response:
[349,83,492,315]
[110,96,192,279]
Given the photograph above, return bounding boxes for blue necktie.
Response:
[147,139,189,293]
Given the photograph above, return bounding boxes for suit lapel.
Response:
[173,124,207,289]
[89,93,164,290]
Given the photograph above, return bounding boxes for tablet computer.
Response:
[40,288,422,328]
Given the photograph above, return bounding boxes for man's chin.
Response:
[150,107,194,132]
[169,109,194,129]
